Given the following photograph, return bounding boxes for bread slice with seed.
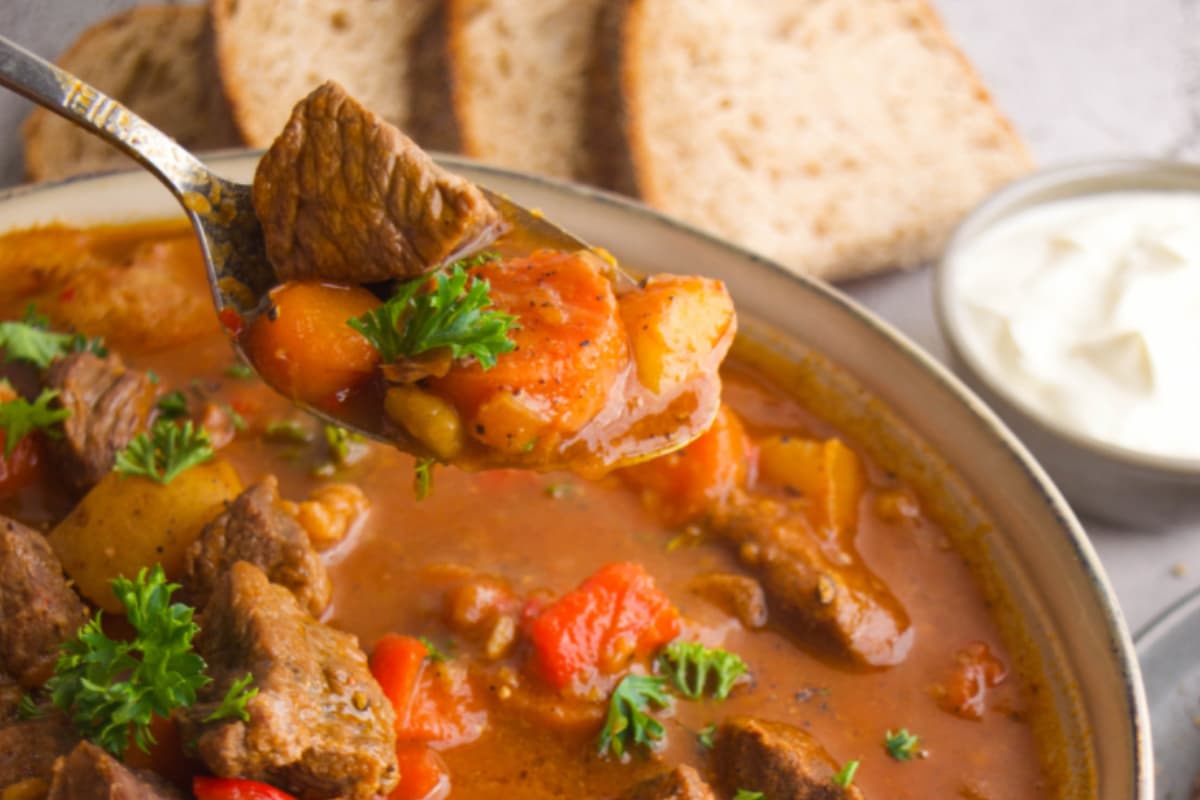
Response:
[210,0,438,147]
[22,5,242,183]
[589,0,1033,281]
[423,0,609,181]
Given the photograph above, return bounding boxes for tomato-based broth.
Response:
[0,221,1060,799]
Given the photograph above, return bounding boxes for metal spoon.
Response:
[0,35,716,469]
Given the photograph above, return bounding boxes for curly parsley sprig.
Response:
[0,387,70,456]
[0,305,105,368]
[659,640,748,700]
[597,674,672,758]
[45,566,254,757]
[114,419,214,484]
[347,259,517,369]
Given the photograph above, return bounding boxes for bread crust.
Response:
[208,0,265,146]
[408,0,463,152]
[585,0,643,197]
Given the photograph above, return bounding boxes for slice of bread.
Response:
[22,5,242,183]
[210,0,438,148]
[590,0,1033,281]
[427,0,609,181]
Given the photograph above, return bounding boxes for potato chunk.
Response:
[757,436,866,540]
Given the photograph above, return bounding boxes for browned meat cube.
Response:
[46,351,157,494]
[621,765,716,800]
[0,716,79,790]
[183,477,331,616]
[0,515,87,688]
[710,493,912,667]
[183,562,397,800]
[47,741,182,800]
[254,80,504,284]
[713,717,864,800]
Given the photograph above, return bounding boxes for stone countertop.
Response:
[1,0,1198,631]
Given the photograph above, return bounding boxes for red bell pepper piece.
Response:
[193,777,296,800]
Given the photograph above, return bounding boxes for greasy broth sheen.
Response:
[0,222,1049,799]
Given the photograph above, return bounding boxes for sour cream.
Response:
[951,191,1200,460]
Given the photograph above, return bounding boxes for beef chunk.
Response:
[710,493,912,667]
[47,741,181,800]
[254,80,504,284]
[0,515,87,687]
[621,766,716,800]
[713,717,864,800]
[183,477,331,616]
[183,562,397,800]
[0,716,79,790]
[46,351,157,494]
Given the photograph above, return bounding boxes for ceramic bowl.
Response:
[0,152,1149,798]
[935,159,1200,529]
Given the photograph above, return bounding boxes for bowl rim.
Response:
[0,149,1151,796]
[934,157,1200,478]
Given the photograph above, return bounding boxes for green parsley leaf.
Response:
[697,723,716,750]
[413,457,435,501]
[113,420,214,485]
[146,369,160,385]
[325,425,368,468]
[0,388,69,457]
[46,566,212,757]
[418,636,452,662]
[347,263,517,369]
[733,791,764,800]
[224,362,254,380]
[204,673,257,723]
[155,391,190,421]
[659,640,748,700]
[598,674,672,758]
[0,306,105,367]
[832,760,860,788]
[263,420,314,444]
[884,728,922,761]
[17,693,44,720]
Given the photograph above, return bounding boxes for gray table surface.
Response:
[1,0,1198,634]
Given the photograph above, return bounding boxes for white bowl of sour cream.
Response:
[936,160,1200,528]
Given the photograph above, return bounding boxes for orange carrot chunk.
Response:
[389,744,450,800]
[369,634,486,747]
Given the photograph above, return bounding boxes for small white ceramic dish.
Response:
[0,152,1148,798]
[1136,585,1200,800]
[935,160,1200,529]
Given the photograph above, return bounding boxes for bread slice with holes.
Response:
[417,0,609,181]
[210,0,439,147]
[22,5,242,183]
[589,0,1033,281]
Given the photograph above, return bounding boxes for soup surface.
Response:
[0,221,1053,800]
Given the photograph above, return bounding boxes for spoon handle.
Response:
[0,34,209,197]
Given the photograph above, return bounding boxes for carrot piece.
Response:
[528,562,680,694]
[242,281,382,409]
[619,404,751,525]
[757,435,866,539]
[389,744,450,800]
[429,250,628,452]
[369,634,486,746]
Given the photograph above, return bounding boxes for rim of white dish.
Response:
[0,149,1151,797]
[935,158,1200,478]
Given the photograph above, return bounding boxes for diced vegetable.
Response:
[0,428,42,498]
[384,385,464,460]
[194,777,297,800]
[243,281,382,408]
[429,250,629,449]
[939,642,1007,720]
[369,634,486,746]
[528,562,680,693]
[757,435,865,539]
[48,460,242,612]
[617,275,735,395]
[619,404,751,525]
[389,744,450,800]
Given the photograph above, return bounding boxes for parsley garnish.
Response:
[0,306,104,367]
[659,640,748,700]
[264,420,314,444]
[597,674,672,758]
[224,362,254,380]
[414,457,435,500]
[733,791,764,800]
[113,420,214,484]
[46,565,254,758]
[17,693,43,720]
[155,391,189,421]
[204,673,257,723]
[418,636,452,662]
[885,728,922,761]
[325,425,368,467]
[832,760,860,788]
[697,723,716,749]
[347,263,517,368]
[0,388,69,456]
